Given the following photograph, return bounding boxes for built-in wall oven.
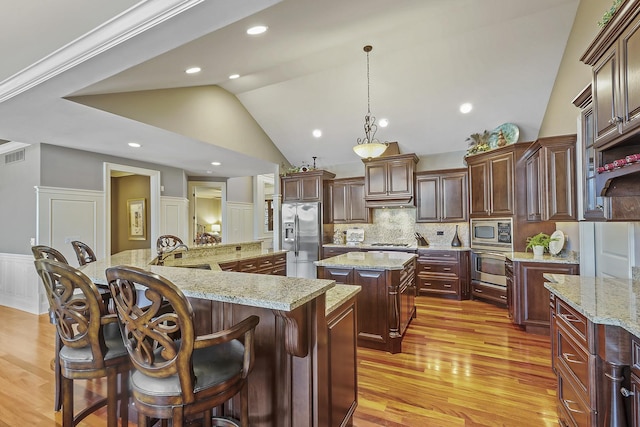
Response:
[470,218,513,302]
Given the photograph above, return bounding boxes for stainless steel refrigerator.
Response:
[282,202,322,278]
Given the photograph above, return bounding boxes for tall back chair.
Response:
[32,245,68,263]
[156,234,184,254]
[106,265,259,427]
[31,244,69,412]
[70,240,97,266]
[34,258,130,427]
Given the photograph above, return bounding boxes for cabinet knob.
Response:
[596,205,604,211]
[621,387,635,398]
[608,116,623,125]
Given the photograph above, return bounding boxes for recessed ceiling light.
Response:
[379,118,389,128]
[229,74,240,80]
[211,161,222,166]
[247,25,268,35]
[312,129,322,138]
[185,67,201,74]
[128,142,141,148]
[459,103,473,114]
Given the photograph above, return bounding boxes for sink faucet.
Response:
[157,244,189,265]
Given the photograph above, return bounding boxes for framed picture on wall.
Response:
[127,198,146,240]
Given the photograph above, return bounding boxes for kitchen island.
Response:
[544,274,640,427]
[80,248,361,427]
[315,251,416,354]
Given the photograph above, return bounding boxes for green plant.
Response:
[525,232,557,252]
[465,130,492,156]
[598,0,623,27]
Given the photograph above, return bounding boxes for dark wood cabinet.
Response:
[466,146,520,218]
[508,259,578,335]
[415,169,468,222]
[317,260,416,354]
[416,249,469,300]
[362,153,419,207]
[524,135,577,222]
[218,253,286,276]
[330,177,369,224]
[281,169,335,203]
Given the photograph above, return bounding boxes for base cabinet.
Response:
[509,260,579,334]
[317,261,416,354]
[217,253,286,275]
[416,249,469,300]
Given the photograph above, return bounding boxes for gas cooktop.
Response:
[370,243,410,247]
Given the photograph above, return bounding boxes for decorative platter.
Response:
[488,123,520,148]
[549,230,566,256]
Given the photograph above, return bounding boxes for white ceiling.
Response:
[0,0,580,177]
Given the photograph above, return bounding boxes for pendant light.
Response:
[353,45,388,159]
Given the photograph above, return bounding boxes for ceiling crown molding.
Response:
[0,0,205,104]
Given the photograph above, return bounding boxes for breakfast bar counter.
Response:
[80,248,360,427]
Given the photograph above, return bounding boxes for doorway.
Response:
[188,181,226,246]
[104,163,160,255]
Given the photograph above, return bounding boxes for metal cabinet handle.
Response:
[621,387,635,398]
[562,352,582,364]
[499,295,507,300]
[443,284,452,288]
[563,399,585,414]
[560,313,580,323]
[443,267,452,271]
[474,288,483,293]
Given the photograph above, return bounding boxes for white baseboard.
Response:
[0,253,47,314]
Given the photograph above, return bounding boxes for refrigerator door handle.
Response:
[294,214,299,256]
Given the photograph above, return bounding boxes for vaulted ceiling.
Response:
[0,0,580,177]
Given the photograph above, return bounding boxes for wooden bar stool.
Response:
[106,265,259,426]
[34,258,130,427]
[70,240,97,266]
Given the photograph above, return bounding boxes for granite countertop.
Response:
[544,274,640,338]
[162,248,287,270]
[507,251,579,264]
[80,248,336,312]
[323,243,471,252]
[415,245,471,252]
[315,251,416,270]
[325,284,361,315]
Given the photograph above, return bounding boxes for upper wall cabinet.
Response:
[362,153,419,208]
[415,169,468,223]
[281,169,335,203]
[523,135,577,222]
[329,177,370,224]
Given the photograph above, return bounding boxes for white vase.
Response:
[532,245,544,257]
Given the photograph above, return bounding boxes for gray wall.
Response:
[40,143,186,197]
[0,144,40,254]
[227,176,253,203]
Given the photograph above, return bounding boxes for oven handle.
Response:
[471,250,507,259]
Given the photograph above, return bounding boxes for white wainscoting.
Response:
[227,202,254,243]
[160,196,189,242]
[0,253,47,314]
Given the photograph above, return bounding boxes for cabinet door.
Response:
[364,162,388,197]
[331,182,348,223]
[282,178,301,202]
[441,172,468,222]
[469,162,489,217]
[525,151,543,221]
[348,181,369,222]
[300,175,322,201]
[488,153,514,216]
[415,175,440,222]
[593,46,619,145]
[581,105,610,220]
[620,16,640,135]
[546,144,576,220]
[387,159,413,197]
[354,269,388,346]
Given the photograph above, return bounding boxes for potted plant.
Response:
[525,232,554,256]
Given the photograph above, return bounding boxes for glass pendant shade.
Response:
[353,142,388,158]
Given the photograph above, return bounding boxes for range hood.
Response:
[362,149,419,208]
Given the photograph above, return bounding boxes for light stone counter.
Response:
[415,245,471,252]
[315,251,416,270]
[544,274,640,338]
[79,249,335,312]
[508,251,579,264]
[162,248,287,270]
[325,284,361,315]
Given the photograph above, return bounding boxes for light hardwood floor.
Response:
[0,296,557,426]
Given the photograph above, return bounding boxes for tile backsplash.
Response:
[334,207,470,247]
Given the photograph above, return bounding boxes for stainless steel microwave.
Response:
[470,218,513,251]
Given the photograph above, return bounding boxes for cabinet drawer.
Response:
[417,262,458,275]
[273,253,287,265]
[257,256,274,269]
[471,282,507,304]
[557,371,594,427]
[238,259,259,273]
[556,298,591,349]
[419,277,459,295]
[218,261,238,272]
[556,326,593,396]
[417,250,458,261]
